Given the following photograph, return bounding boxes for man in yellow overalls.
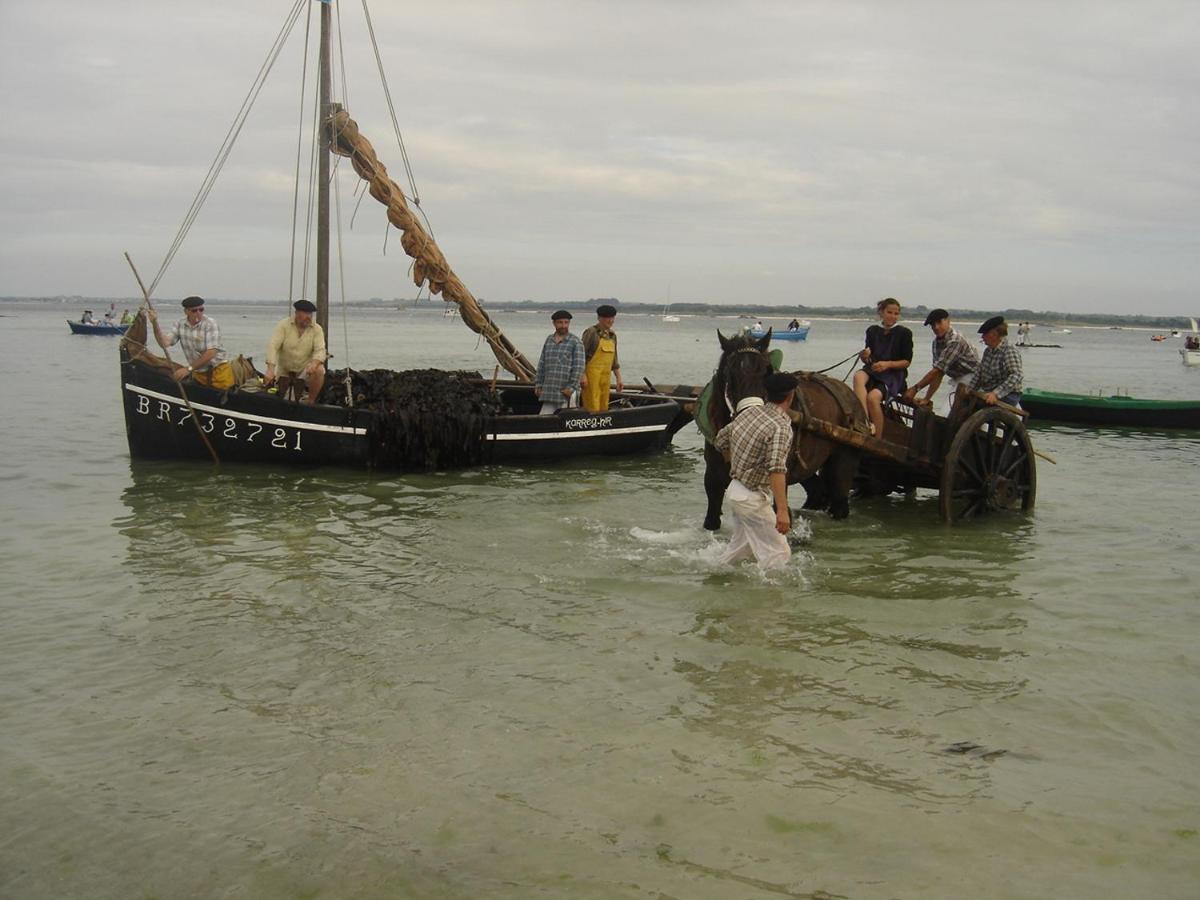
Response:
[580,304,624,411]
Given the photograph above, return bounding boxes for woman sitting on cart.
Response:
[853,297,913,437]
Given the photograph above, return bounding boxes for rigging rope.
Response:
[287,0,315,306]
[150,0,307,297]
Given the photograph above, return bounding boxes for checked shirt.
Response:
[970,339,1023,399]
[930,327,979,380]
[164,315,227,370]
[714,402,793,493]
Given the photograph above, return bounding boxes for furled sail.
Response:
[325,105,536,382]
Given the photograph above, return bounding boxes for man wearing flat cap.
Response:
[580,304,624,411]
[713,370,799,570]
[147,295,235,389]
[535,309,586,414]
[969,316,1023,407]
[903,309,979,414]
[265,299,327,404]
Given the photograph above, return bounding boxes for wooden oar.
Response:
[123,252,220,465]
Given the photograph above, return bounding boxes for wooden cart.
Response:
[794,391,1038,523]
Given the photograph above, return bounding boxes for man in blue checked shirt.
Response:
[970,315,1023,407]
[534,310,586,415]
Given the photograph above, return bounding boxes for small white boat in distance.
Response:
[1182,318,1200,366]
[661,305,681,323]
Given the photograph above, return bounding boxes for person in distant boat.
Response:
[534,309,586,415]
[119,309,134,325]
[580,304,624,412]
[264,299,327,404]
[1016,321,1030,346]
[147,295,234,389]
[713,371,799,571]
[754,320,764,332]
[103,306,116,323]
[970,316,1023,407]
[787,318,801,331]
[902,309,979,414]
[853,297,913,437]
[81,310,95,324]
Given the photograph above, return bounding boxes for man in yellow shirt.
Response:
[264,299,327,404]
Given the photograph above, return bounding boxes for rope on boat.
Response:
[323,105,537,383]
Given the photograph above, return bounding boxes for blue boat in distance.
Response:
[68,320,130,335]
[749,322,809,341]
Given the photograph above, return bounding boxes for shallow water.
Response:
[2,301,1198,898]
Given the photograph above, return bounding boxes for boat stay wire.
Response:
[287,0,315,307]
[150,0,308,298]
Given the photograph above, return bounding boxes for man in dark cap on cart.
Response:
[147,295,235,389]
[969,315,1023,407]
[903,308,979,415]
[264,299,327,404]
[534,309,586,415]
[580,303,624,411]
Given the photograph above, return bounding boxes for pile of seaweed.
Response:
[321,368,502,470]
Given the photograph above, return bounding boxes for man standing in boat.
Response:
[713,371,798,571]
[264,299,327,404]
[535,310,586,415]
[147,296,234,389]
[580,304,624,412]
[971,316,1024,407]
[903,308,979,414]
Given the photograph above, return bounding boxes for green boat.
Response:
[1022,388,1200,430]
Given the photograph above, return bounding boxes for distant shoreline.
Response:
[3,295,1194,330]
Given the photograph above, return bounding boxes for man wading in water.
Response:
[713,371,798,570]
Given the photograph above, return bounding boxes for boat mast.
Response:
[316,0,332,336]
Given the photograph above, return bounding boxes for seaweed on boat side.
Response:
[321,368,502,470]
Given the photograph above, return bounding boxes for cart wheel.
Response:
[939,407,1037,523]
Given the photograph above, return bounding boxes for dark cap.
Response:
[596,304,617,318]
[181,296,205,309]
[764,371,799,399]
[293,299,317,313]
[977,315,1005,334]
[551,309,573,320]
[923,308,949,326]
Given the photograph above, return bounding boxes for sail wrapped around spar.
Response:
[325,105,536,382]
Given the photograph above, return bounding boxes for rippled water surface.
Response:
[2,302,1198,898]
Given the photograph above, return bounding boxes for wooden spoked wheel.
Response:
[939,407,1037,523]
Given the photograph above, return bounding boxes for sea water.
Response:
[1,301,1198,898]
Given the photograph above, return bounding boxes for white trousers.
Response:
[719,479,790,570]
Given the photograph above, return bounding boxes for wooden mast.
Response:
[316,0,332,336]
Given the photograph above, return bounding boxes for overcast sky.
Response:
[2,0,1196,314]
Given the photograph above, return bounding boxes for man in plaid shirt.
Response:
[147,295,234,390]
[713,371,798,570]
[970,316,1023,406]
[904,309,979,414]
[534,309,586,414]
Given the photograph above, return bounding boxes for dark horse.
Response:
[701,329,867,530]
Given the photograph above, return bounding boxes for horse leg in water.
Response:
[799,450,860,519]
[703,442,731,531]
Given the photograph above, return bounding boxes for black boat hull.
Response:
[120,358,688,468]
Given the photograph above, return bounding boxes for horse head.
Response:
[711,329,773,431]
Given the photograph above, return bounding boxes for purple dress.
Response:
[862,324,914,400]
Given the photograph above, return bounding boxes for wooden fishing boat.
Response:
[120,352,690,467]
[70,320,129,335]
[1022,388,1200,430]
[117,0,695,470]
